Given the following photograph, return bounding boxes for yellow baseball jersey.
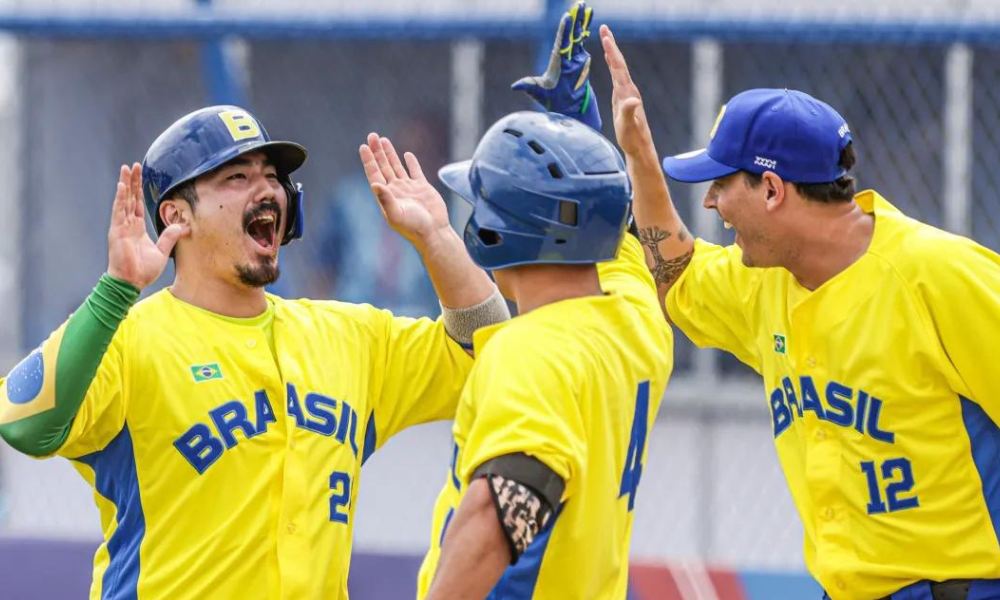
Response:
[667,190,1000,600]
[13,291,472,600]
[417,235,674,600]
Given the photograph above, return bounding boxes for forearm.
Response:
[626,140,695,313]
[426,479,510,600]
[0,274,137,456]
[417,227,498,310]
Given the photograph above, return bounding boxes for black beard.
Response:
[236,259,281,288]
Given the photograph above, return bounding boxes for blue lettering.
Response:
[770,387,792,437]
[286,383,306,428]
[800,376,827,420]
[854,391,869,434]
[336,400,352,443]
[174,424,225,474]
[866,397,895,443]
[209,400,258,448]
[305,393,338,436]
[254,390,276,434]
[348,408,359,456]
[782,376,803,419]
[825,382,854,427]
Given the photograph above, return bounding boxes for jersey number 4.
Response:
[619,381,651,512]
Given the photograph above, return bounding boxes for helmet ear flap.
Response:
[281,180,304,245]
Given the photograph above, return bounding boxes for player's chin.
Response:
[236,259,281,288]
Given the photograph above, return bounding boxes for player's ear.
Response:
[160,199,192,229]
[762,171,786,212]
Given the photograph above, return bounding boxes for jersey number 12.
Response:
[619,381,651,512]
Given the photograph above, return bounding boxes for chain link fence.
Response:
[1,0,1000,575]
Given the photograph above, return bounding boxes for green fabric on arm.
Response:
[0,274,138,456]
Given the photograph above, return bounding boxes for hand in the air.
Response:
[106,163,189,289]
[359,133,451,248]
[512,0,602,131]
[601,24,654,156]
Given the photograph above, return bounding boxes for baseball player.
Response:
[602,24,1000,600]
[0,106,509,599]
[411,5,675,599]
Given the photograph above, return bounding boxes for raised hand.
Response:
[106,163,189,289]
[512,1,602,131]
[359,133,451,248]
[600,24,654,156]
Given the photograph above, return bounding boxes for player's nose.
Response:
[702,191,717,209]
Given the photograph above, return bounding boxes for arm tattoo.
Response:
[638,226,694,287]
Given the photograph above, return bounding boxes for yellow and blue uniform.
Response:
[417,235,674,600]
[0,283,472,600]
[667,190,1000,600]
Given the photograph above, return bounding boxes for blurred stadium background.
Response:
[0,0,997,598]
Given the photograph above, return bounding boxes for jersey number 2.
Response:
[619,381,651,512]
[329,471,352,523]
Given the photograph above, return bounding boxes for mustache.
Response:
[243,201,282,229]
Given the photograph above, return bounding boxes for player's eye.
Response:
[265,172,279,180]
[227,172,247,181]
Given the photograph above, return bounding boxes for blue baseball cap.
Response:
[662,88,853,184]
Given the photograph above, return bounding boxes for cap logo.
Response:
[218,109,261,142]
[754,156,778,170]
[709,104,727,140]
[838,123,850,138]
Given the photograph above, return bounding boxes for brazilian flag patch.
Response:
[774,334,787,355]
[191,363,223,383]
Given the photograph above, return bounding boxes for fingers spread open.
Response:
[359,144,387,186]
[556,14,572,54]
[569,2,590,52]
[368,132,396,181]
[113,165,131,225]
[379,137,409,180]
[404,152,425,181]
[131,163,144,218]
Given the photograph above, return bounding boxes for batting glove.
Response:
[512,1,601,131]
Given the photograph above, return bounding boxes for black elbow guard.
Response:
[472,453,565,564]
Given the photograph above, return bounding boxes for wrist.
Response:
[414,225,462,257]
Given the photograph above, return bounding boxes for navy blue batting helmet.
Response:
[142,105,308,245]
[439,111,631,270]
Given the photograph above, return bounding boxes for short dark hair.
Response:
[744,142,857,203]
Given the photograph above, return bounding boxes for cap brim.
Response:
[662,149,738,183]
[438,160,474,204]
[255,140,307,176]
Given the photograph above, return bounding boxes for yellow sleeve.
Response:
[597,234,660,313]
[458,333,586,501]
[665,239,762,371]
[917,237,1000,418]
[56,326,129,459]
[369,312,474,451]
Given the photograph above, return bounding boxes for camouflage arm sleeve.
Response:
[473,453,565,564]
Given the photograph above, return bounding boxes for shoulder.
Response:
[476,315,586,385]
[275,296,394,335]
[872,210,1000,285]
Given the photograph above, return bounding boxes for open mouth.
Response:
[245,211,278,251]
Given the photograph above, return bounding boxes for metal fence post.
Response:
[944,43,973,237]
[195,0,248,106]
